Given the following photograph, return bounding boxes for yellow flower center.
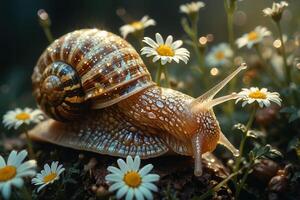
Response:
[156,45,174,56]
[131,21,143,30]
[215,51,225,60]
[248,91,267,99]
[43,172,57,183]
[0,166,17,182]
[123,171,141,188]
[15,112,30,121]
[247,31,258,41]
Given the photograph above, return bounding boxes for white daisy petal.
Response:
[155,33,164,45]
[141,33,189,65]
[139,186,153,200]
[236,87,282,108]
[133,156,141,171]
[107,166,123,175]
[126,156,134,169]
[236,26,271,49]
[11,178,24,188]
[2,108,44,130]
[109,182,124,192]
[139,164,153,176]
[17,160,37,173]
[14,150,28,167]
[117,159,129,173]
[116,185,129,199]
[165,35,173,45]
[142,183,158,192]
[143,174,160,182]
[125,188,134,200]
[119,15,156,38]
[0,156,6,167]
[180,1,205,14]
[37,184,48,193]
[106,156,159,200]
[31,161,64,193]
[7,150,17,165]
[171,40,183,49]
[134,188,145,200]
[2,183,11,200]
[44,164,51,174]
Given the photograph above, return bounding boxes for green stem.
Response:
[133,29,144,50]
[25,130,35,159]
[276,22,291,86]
[233,106,257,197]
[155,64,163,86]
[21,186,32,200]
[227,10,235,52]
[162,65,171,88]
[224,0,237,116]
[235,161,254,199]
[195,169,241,200]
[190,13,205,75]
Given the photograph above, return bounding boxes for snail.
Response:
[29,29,246,176]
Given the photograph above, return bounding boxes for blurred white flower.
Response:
[236,26,271,49]
[270,53,285,80]
[141,33,190,65]
[105,155,159,200]
[206,43,233,67]
[0,150,36,199]
[263,1,288,21]
[120,16,156,38]
[32,161,65,192]
[236,87,282,108]
[2,108,44,130]
[179,1,205,14]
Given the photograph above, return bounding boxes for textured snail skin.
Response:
[30,85,220,158]
[30,29,241,176]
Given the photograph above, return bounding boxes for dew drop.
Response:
[156,101,164,108]
[148,112,156,119]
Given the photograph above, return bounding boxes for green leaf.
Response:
[250,144,282,160]
[291,172,300,182]
[280,106,297,113]
[233,123,247,133]
[280,106,300,123]
[287,137,300,158]
[247,129,266,139]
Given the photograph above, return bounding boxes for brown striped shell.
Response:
[32,29,154,121]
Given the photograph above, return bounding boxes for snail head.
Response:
[189,63,247,176]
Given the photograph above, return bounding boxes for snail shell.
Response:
[32,29,154,121]
[30,28,246,176]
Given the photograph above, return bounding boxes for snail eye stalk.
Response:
[191,63,247,111]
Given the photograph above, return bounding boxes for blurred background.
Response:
[0,0,299,114]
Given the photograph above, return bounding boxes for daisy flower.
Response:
[0,150,36,199]
[32,161,65,192]
[141,33,190,65]
[235,87,282,108]
[2,107,44,130]
[206,43,233,67]
[263,1,288,21]
[105,155,160,200]
[179,1,205,14]
[236,26,271,49]
[120,16,156,38]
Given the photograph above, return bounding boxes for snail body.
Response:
[30,29,245,176]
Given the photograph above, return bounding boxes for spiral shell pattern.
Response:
[32,29,154,120]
